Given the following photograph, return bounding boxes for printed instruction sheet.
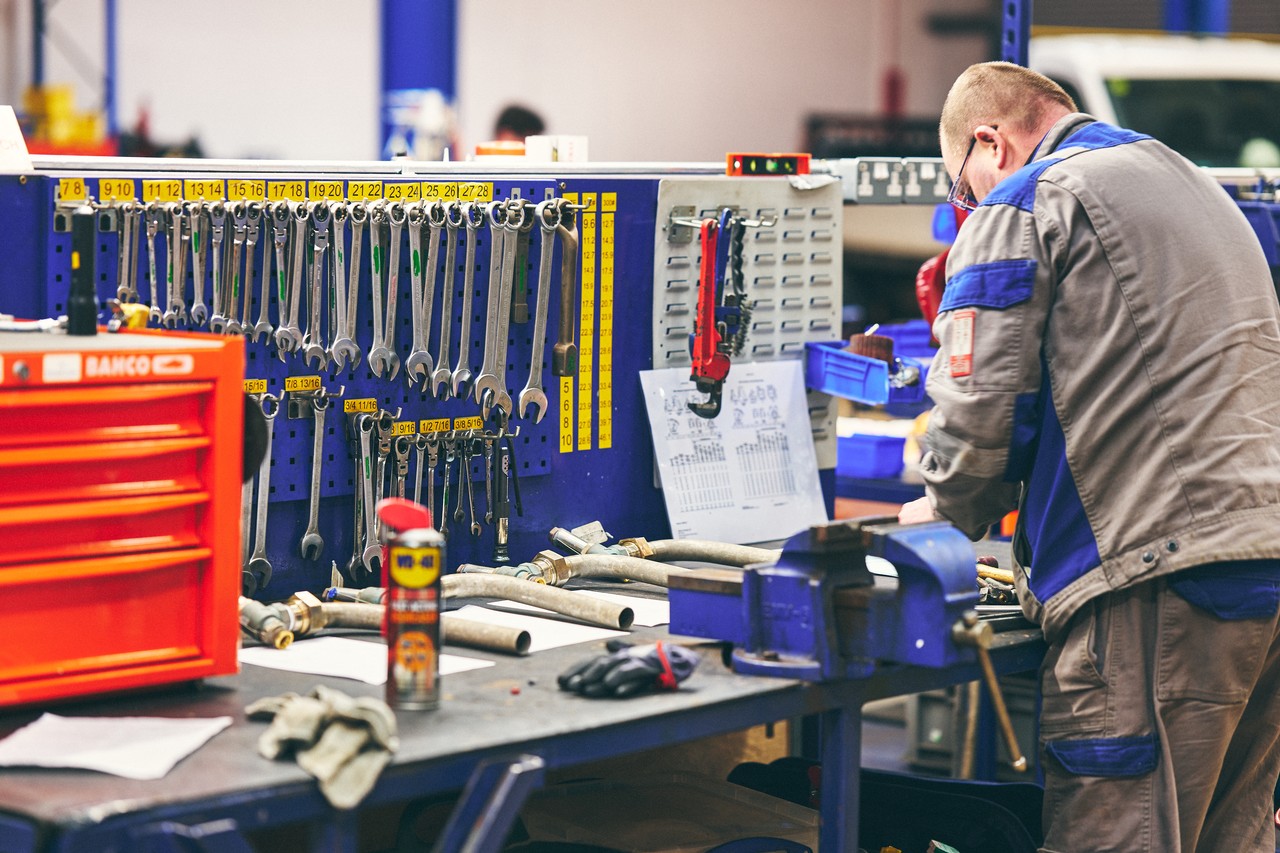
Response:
[639,360,827,543]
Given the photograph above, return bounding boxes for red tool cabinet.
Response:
[0,329,244,707]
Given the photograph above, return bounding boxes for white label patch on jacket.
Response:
[950,309,975,377]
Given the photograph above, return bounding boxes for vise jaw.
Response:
[667,518,981,681]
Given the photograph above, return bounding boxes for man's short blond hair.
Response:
[940,62,1078,161]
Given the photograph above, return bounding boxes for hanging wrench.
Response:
[431,203,462,398]
[518,199,561,422]
[115,201,138,303]
[186,201,209,327]
[466,437,481,537]
[476,201,527,419]
[145,202,163,324]
[472,201,509,405]
[404,202,433,388]
[245,393,280,595]
[300,392,329,560]
[342,202,368,371]
[451,202,484,397]
[252,202,281,344]
[425,436,440,522]
[273,203,307,357]
[225,202,247,336]
[206,202,228,333]
[162,202,188,328]
[551,202,580,377]
[356,414,382,574]
[302,203,331,368]
[242,202,262,338]
[328,202,359,370]
[412,432,428,505]
[380,201,406,381]
[439,437,454,539]
[392,434,411,499]
[367,202,397,378]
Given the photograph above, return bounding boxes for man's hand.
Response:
[899,496,940,525]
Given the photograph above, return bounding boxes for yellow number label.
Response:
[284,376,321,392]
[183,179,225,201]
[384,182,422,202]
[57,177,87,202]
[560,376,574,453]
[419,418,450,434]
[308,180,344,201]
[391,421,417,436]
[99,178,136,202]
[601,192,617,213]
[422,182,456,201]
[243,379,268,394]
[227,179,266,201]
[348,181,383,202]
[458,182,493,202]
[453,416,483,431]
[143,179,182,202]
[343,398,378,413]
[268,181,307,202]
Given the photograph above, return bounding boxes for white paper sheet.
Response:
[239,636,494,685]
[490,591,670,627]
[639,361,827,543]
[448,605,627,652]
[0,713,231,780]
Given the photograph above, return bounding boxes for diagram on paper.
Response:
[639,361,827,543]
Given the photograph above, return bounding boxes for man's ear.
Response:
[975,124,1009,169]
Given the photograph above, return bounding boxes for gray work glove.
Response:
[558,639,700,698]
[246,685,399,809]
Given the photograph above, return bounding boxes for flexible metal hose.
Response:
[443,573,634,629]
[561,553,686,587]
[313,601,532,656]
[646,539,779,567]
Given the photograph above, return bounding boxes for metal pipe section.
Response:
[443,573,634,630]
[644,539,780,568]
[562,554,687,588]
[317,600,531,656]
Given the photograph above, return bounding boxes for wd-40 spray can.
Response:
[385,526,444,710]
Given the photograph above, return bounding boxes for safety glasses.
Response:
[947,137,978,213]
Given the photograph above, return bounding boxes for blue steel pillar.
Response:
[1165,0,1231,35]
[105,0,118,137]
[380,0,457,159]
[1001,0,1031,66]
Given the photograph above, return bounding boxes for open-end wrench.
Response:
[367,202,397,378]
[451,202,484,397]
[207,202,227,333]
[241,202,262,338]
[356,414,382,574]
[551,202,581,378]
[115,202,138,303]
[125,203,142,304]
[251,202,282,344]
[374,410,394,508]
[343,203,368,371]
[519,199,561,422]
[225,202,247,336]
[327,202,359,371]
[431,203,462,398]
[302,203,331,368]
[300,393,329,560]
[273,203,306,358]
[186,202,209,327]
[162,202,188,328]
[380,202,406,381]
[466,438,481,537]
[245,393,280,595]
[145,203,163,323]
[439,438,455,539]
[404,203,433,388]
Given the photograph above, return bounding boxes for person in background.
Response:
[900,61,1280,852]
[493,104,545,143]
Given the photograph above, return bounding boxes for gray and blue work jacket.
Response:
[921,112,1280,641]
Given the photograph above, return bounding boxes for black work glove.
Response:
[558,639,700,698]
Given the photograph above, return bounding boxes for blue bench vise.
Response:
[667,518,981,681]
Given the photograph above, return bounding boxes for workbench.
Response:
[0,592,1044,853]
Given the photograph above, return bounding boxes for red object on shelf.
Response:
[725,152,811,176]
[0,329,244,707]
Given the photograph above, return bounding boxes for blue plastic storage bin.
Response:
[879,319,938,359]
[837,434,906,479]
[804,341,890,405]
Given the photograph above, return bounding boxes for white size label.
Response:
[949,309,975,378]
[43,353,83,383]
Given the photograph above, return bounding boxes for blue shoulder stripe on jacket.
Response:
[981,122,1151,213]
[939,259,1037,313]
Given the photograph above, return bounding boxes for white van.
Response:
[1029,33,1280,168]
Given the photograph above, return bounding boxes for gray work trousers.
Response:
[1037,577,1280,852]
